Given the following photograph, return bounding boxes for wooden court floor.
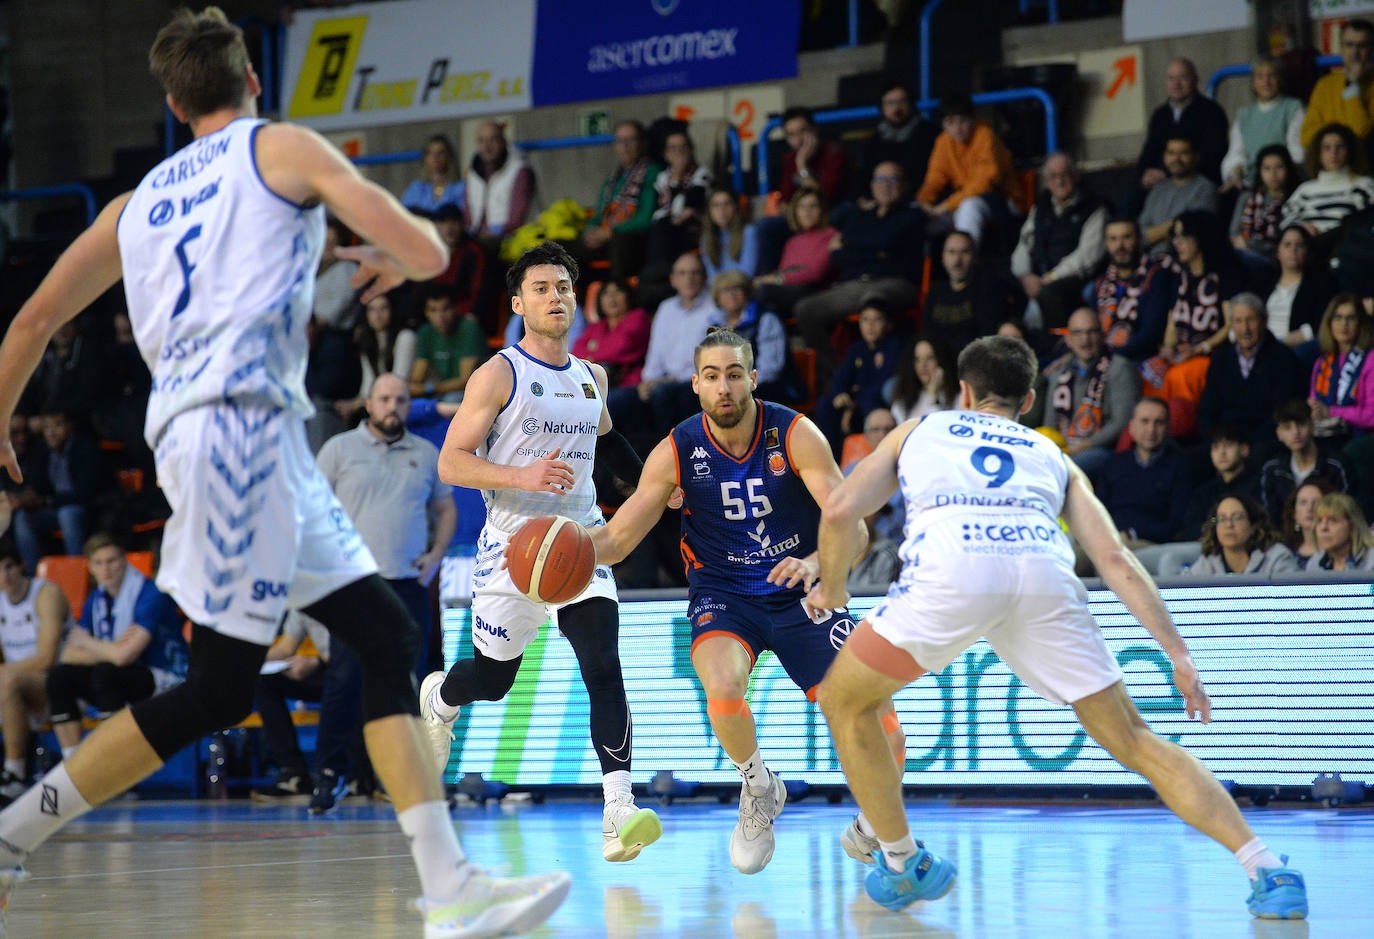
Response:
[6,796,1365,937]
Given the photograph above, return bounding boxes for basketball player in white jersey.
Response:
[0,9,567,937]
[419,240,663,863]
[807,336,1308,919]
[0,543,70,805]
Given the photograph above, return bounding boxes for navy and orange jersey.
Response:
[670,400,821,598]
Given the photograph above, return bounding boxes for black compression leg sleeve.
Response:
[303,574,421,723]
[130,624,269,762]
[439,645,522,706]
[558,597,631,775]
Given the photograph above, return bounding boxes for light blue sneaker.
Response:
[864,842,956,911]
[1246,856,1308,920]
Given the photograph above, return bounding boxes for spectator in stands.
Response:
[885,335,957,423]
[1263,225,1335,374]
[463,121,535,244]
[344,292,418,425]
[18,318,100,426]
[1221,58,1306,192]
[572,279,651,389]
[1260,398,1353,525]
[1308,491,1374,573]
[1281,123,1374,239]
[46,534,186,761]
[793,161,923,381]
[1145,211,1245,427]
[1308,293,1374,439]
[916,95,1018,248]
[700,189,758,281]
[1093,218,1170,363]
[815,301,904,453]
[844,407,905,545]
[1091,397,1193,565]
[1011,152,1108,330]
[608,252,721,449]
[1025,306,1142,479]
[306,217,363,452]
[640,127,711,310]
[1229,145,1299,261]
[846,501,902,597]
[91,311,152,453]
[430,203,487,329]
[1281,477,1338,568]
[10,410,104,573]
[1138,135,1221,256]
[1136,58,1228,191]
[711,271,794,404]
[408,284,488,402]
[1300,18,1374,149]
[582,120,662,282]
[1198,293,1306,453]
[0,542,67,804]
[401,133,464,216]
[922,230,1019,357]
[1186,495,1298,576]
[754,189,837,319]
[780,105,849,206]
[857,82,937,200]
[249,612,331,802]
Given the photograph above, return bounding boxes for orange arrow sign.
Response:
[1107,55,1137,100]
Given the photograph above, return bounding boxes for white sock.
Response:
[0,764,93,862]
[602,770,632,804]
[61,747,77,761]
[2,760,23,781]
[428,683,460,723]
[1235,837,1283,880]
[733,750,769,790]
[397,801,469,905]
[878,834,918,874]
[855,813,877,838]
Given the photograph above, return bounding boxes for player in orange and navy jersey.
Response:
[589,327,903,875]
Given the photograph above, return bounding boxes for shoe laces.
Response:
[739,782,778,834]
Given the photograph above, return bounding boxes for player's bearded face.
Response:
[695,357,755,428]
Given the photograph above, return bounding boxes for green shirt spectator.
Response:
[409,286,487,400]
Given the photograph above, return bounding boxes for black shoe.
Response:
[250,772,312,803]
[309,769,350,815]
[0,770,25,808]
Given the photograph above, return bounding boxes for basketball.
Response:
[506,515,596,604]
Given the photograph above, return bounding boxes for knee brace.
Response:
[303,574,420,723]
[131,624,266,761]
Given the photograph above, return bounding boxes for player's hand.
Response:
[802,581,849,624]
[1171,654,1211,723]
[519,447,575,494]
[767,555,818,590]
[414,550,444,588]
[0,487,10,540]
[336,245,412,304]
[667,487,684,510]
[0,436,21,488]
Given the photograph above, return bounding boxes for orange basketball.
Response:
[506,515,597,604]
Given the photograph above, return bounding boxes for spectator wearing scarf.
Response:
[1309,293,1374,438]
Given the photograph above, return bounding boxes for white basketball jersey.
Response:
[896,410,1069,560]
[0,578,59,663]
[481,346,604,533]
[117,118,324,445]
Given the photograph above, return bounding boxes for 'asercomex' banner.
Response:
[280,0,535,131]
[530,0,801,106]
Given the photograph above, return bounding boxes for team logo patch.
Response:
[765,427,780,448]
[594,568,609,579]
[767,451,787,476]
[582,383,597,399]
[696,611,716,627]
[521,418,540,434]
[694,461,711,478]
[530,382,544,397]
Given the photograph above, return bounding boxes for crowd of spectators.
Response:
[13,21,1374,596]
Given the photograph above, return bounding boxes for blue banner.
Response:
[531,0,800,106]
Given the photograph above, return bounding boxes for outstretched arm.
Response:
[770,415,868,589]
[587,437,678,566]
[1062,460,1210,722]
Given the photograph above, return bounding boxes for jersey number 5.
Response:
[171,224,203,319]
[721,478,773,520]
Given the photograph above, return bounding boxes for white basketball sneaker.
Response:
[419,671,458,774]
[730,769,786,874]
[840,814,881,864]
[602,795,663,862]
[421,866,571,938]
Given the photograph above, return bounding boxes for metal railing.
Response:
[1207,54,1341,98]
[754,88,1059,196]
[0,184,99,227]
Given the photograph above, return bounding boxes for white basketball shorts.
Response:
[153,403,378,646]
[469,520,618,661]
